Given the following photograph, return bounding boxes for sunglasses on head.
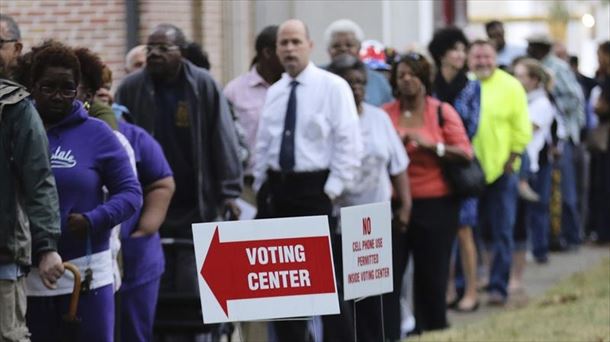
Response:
[404,52,423,61]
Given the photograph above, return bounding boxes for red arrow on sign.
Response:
[200,227,337,316]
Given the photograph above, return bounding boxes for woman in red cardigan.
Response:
[383,52,472,334]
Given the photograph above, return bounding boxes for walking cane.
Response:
[549,164,563,249]
[60,262,82,342]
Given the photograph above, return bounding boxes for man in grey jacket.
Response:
[1,15,64,342]
[1,71,64,342]
[115,24,242,321]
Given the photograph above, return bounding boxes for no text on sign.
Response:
[192,216,340,323]
[340,201,393,300]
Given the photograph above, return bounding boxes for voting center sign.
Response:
[192,216,340,323]
[340,201,393,300]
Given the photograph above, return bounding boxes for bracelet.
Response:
[436,143,446,157]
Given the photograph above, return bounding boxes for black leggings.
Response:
[385,196,460,336]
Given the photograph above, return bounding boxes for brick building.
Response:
[2,0,450,89]
[1,0,239,88]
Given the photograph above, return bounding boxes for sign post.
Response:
[340,201,393,300]
[192,216,340,323]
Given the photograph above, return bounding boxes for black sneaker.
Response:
[535,255,549,264]
[549,237,568,252]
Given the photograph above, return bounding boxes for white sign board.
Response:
[340,201,393,300]
[192,216,340,323]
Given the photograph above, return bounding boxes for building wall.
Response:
[1,0,127,87]
[138,0,194,46]
[466,0,610,76]
[0,0,227,88]
[253,0,434,66]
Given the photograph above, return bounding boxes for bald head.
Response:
[277,19,313,77]
[279,19,310,40]
[125,45,147,74]
[149,24,187,48]
[0,14,23,78]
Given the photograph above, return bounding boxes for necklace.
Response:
[403,110,413,118]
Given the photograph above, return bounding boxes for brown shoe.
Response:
[487,292,507,306]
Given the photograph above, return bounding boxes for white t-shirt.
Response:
[526,88,556,173]
[337,103,409,206]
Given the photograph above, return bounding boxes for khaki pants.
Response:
[0,277,30,342]
[239,321,268,341]
[238,177,267,340]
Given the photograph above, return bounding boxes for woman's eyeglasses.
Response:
[39,86,77,98]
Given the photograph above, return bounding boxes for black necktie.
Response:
[279,80,298,171]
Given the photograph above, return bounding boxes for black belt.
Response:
[243,175,254,187]
[267,169,329,183]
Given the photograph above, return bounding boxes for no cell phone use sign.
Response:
[341,201,393,300]
[192,216,340,323]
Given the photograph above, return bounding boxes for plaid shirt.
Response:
[542,54,585,143]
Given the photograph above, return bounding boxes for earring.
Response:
[84,101,91,111]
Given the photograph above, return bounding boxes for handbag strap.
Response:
[436,101,445,128]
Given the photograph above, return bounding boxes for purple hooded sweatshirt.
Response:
[47,101,142,260]
[118,120,172,289]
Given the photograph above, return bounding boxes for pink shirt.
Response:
[384,97,472,199]
[224,67,271,175]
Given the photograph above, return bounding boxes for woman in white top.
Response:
[510,58,556,292]
[328,54,412,340]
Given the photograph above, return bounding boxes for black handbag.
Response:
[437,103,486,198]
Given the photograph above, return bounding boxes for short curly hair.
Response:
[29,40,81,87]
[428,27,469,67]
[390,52,433,97]
[73,47,105,92]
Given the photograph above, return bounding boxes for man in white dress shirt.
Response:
[253,19,362,342]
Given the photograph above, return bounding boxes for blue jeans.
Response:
[559,141,581,245]
[519,152,531,180]
[480,173,518,299]
[527,161,553,259]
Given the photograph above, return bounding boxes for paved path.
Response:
[447,244,610,327]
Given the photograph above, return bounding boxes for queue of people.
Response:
[1,11,608,342]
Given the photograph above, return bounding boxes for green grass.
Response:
[413,258,610,342]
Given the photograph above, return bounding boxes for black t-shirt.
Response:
[153,76,198,224]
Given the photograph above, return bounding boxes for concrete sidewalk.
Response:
[447,244,610,328]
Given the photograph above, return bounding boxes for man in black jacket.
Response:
[115,24,242,339]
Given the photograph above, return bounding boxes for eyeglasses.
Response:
[146,44,180,53]
[0,39,18,48]
[39,86,77,98]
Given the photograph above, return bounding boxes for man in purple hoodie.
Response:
[21,42,142,342]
